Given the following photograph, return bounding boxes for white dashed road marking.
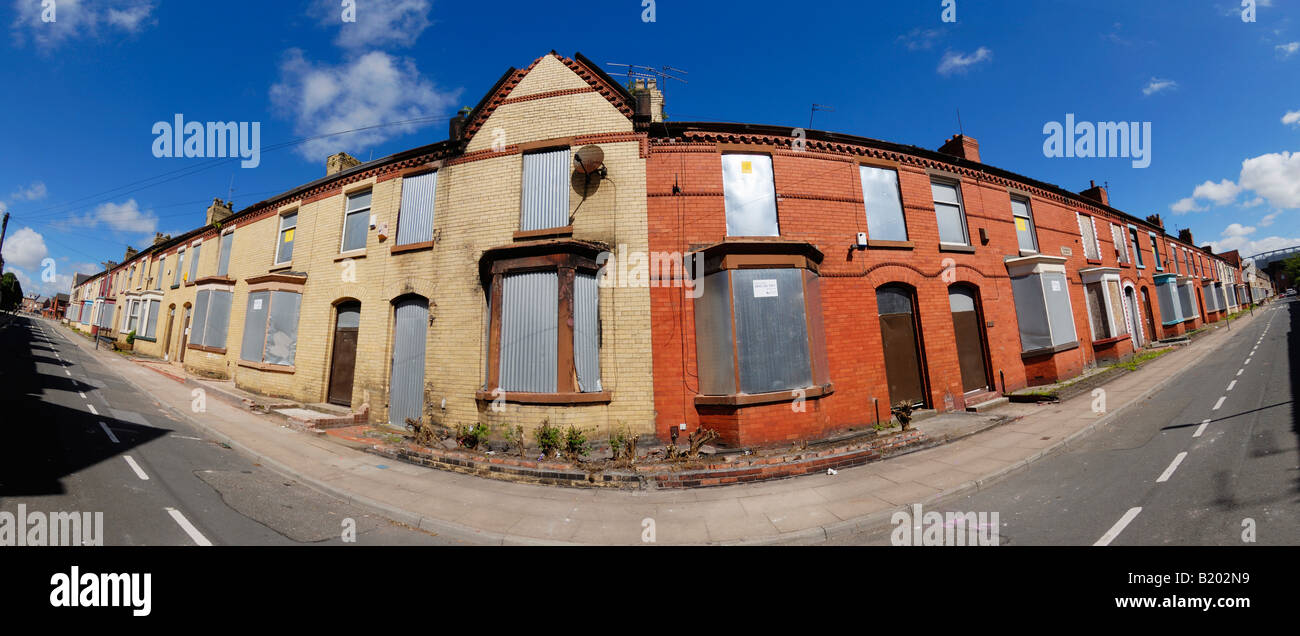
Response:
[1227,380,1237,391]
[1156,452,1188,483]
[1212,396,1226,411]
[123,455,149,480]
[99,422,120,444]
[87,404,98,416]
[165,508,212,547]
[1193,419,1209,438]
[1095,507,1143,546]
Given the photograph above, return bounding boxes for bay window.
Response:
[189,287,234,352]
[1079,268,1128,341]
[240,274,305,368]
[1006,254,1079,354]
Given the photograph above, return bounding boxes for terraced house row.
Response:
[63,52,1268,448]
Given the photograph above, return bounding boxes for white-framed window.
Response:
[396,171,438,246]
[1149,233,1163,270]
[276,212,297,265]
[1011,196,1038,252]
[216,230,235,276]
[1077,214,1100,260]
[187,241,202,283]
[341,190,371,253]
[931,179,970,246]
[1080,269,1129,341]
[154,256,165,290]
[1111,223,1130,264]
[722,154,780,237]
[172,248,185,286]
[1128,226,1145,268]
[860,165,907,242]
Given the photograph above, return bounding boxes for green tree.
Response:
[1280,254,1300,290]
[0,273,22,312]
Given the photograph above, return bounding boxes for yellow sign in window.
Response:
[283,229,294,243]
[1015,217,1029,232]
[741,160,752,175]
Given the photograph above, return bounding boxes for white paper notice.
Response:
[753,279,779,298]
[253,298,263,310]
[1050,280,1061,292]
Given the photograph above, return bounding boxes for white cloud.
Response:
[3,263,73,299]
[1142,77,1178,96]
[1,227,49,269]
[270,49,461,161]
[1284,110,1300,127]
[1222,223,1256,238]
[1171,197,1206,214]
[898,28,944,51]
[1238,151,1300,209]
[1259,211,1281,226]
[937,47,992,76]
[1192,179,1243,206]
[56,199,158,236]
[1277,42,1300,58]
[9,0,155,50]
[313,0,431,50]
[1209,232,1300,257]
[8,181,47,201]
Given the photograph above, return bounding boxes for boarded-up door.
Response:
[949,286,991,394]
[328,302,360,406]
[388,297,428,427]
[877,286,926,407]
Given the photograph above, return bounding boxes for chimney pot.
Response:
[326,152,362,176]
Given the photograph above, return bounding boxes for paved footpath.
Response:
[37,305,1276,545]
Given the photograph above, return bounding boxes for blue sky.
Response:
[2,0,1297,297]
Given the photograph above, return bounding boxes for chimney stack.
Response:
[123,246,138,261]
[1178,228,1194,245]
[449,106,471,140]
[153,232,172,246]
[205,198,234,226]
[1145,213,1164,230]
[1079,180,1109,207]
[938,134,980,163]
[326,152,362,176]
[631,78,665,124]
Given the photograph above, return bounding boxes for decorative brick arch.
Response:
[383,278,437,306]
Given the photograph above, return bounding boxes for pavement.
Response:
[18,302,1287,545]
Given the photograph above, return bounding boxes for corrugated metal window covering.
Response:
[722,154,779,237]
[1011,275,1051,352]
[217,233,234,276]
[206,291,232,350]
[155,257,165,289]
[520,149,570,231]
[389,297,428,426]
[187,243,202,283]
[1179,283,1197,318]
[1156,280,1179,323]
[499,271,557,392]
[396,171,437,245]
[1043,273,1077,346]
[732,268,812,394]
[342,191,370,252]
[264,291,301,366]
[173,249,185,285]
[1202,284,1217,312]
[191,290,210,346]
[241,291,270,362]
[694,271,736,395]
[573,272,601,392]
[99,302,115,329]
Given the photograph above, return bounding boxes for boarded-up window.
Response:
[573,272,601,393]
[861,165,907,242]
[1011,272,1077,352]
[932,180,969,245]
[217,232,234,277]
[1078,215,1100,260]
[396,171,438,245]
[1179,282,1197,319]
[1111,224,1129,263]
[694,271,736,396]
[1129,227,1145,267]
[1085,282,1112,340]
[722,154,779,237]
[187,243,201,283]
[732,268,812,394]
[499,271,558,392]
[520,149,570,231]
[144,300,160,339]
[155,256,165,290]
[241,291,300,365]
[173,249,185,286]
[1106,281,1128,335]
[190,289,232,349]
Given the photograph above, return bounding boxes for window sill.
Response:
[1119,262,1132,268]
[514,226,574,241]
[269,263,293,272]
[237,360,295,373]
[187,344,227,355]
[390,241,435,255]
[1182,316,1198,324]
[474,390,611,405]
[1018,249,1040,257]
[1021,342,1080,359]
[170,284,181,290]
[694,383,833,407]
[1085,258,1103,265]
[938,243,975,254]
[1091,335,1127,347]
[334,251,366,261]
[866,239,913,250]
[134,337,157,343]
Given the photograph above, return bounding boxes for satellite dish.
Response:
[573,145,605,175]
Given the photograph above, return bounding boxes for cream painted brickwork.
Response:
[105,54,655,439]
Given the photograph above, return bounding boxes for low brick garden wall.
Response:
[363,428,931,490]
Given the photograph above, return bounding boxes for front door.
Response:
[178,305,191,363]
[1141,288,1157,341]
[162,305,175,360]
[877,285,927,408]
[1125,287,1143,348]
[949,286,991,394]
[328,303,360,406]
[388,297,428,427]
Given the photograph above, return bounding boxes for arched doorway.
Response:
[162,304,176,360]
[1140,287,1157,342]
[328,301,361,406]
[1124,285,1143,348]
[948,284,991,394]
[388,296,429,427]
[178,303,192,363]
[877,284,927,408]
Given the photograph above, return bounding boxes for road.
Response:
[834,298,1299,545]
[0,314,457,546]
